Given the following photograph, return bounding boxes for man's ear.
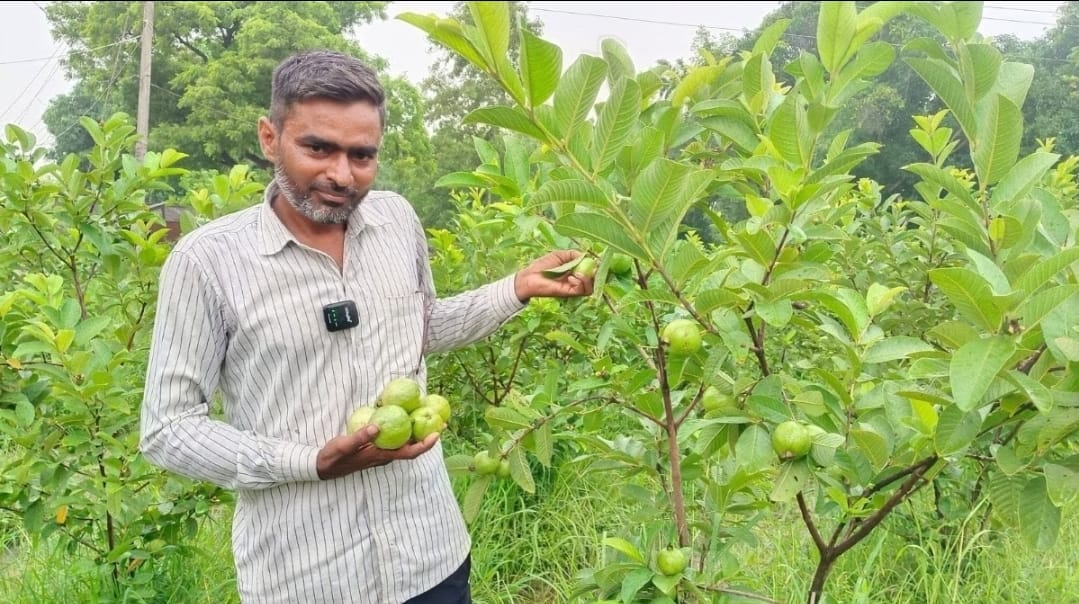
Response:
[257,117,278,163]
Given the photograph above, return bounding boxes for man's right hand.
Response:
[316,425,439,480]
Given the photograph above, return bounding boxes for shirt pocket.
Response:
[361,290,429,380]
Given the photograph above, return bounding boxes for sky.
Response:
[0,1,1067,145]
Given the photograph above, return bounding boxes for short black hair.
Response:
[269,50,386,130]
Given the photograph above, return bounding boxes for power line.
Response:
[984,3,1062,14]
[0,43,67,123]
[0,37,138,66]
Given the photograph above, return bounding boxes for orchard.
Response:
[0,1,1077,603]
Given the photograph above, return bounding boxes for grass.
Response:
[1,469,1077,604]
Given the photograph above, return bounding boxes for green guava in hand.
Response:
[377,377,422,413]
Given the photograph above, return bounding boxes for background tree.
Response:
[1018,1,1079,155]
[42,1,438,214]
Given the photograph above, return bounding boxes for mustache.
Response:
[309,182,359,197]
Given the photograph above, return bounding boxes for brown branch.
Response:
[172,33,209,62]
[743,314,771,376]
[797,491,827,553]
[700,584,784,604]
[1017,345,1047,375]
[834,456,937,558]
[452,355,495,406]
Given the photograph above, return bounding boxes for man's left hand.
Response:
[514,250,595,303]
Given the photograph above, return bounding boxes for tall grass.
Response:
[1,468,1076,603]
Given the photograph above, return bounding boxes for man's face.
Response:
[258,98,382,225]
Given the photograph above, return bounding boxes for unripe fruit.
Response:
[656,546,688,576]
[346,406,376,434]
[474,451,500,475]
[701,386,737,413]
[377,377,422,413]
[498,459,511,478]
[420,393,452,423]
[370,406,412,450]
[574,257,598,278]
[608,253,633,276]
[772,420,812,460]
[661,319,702,356]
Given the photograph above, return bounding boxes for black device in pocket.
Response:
[323,300,359,332]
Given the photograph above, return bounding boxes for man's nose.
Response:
[325,153,354,189]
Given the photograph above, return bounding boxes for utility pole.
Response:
[135,1,155,160]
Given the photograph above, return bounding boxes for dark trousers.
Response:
[404,555,471,604]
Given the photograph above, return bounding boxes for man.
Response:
[139,50,593,603]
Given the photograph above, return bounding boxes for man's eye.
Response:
[309,144,329,153]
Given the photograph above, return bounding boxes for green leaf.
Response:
[1004,370,1054,413]
[621,568,655,603]
[753,18,791,56]
[462,475,492,523]
[904,162,977,208]
[519,29,562,107]
[602,537,644,564]
[533,423,553,468]
[1019,476,1060,550]
[935,404,982,457]
[485,406,531,431]
[591,78,641,175]
[770,458,812,503]
[464,106,545,141]
[862,337,936,364]
[950,336,1015,411]
[905,57,976,141]
[767,94,808,166]
[988,473,1025,526]
[818,1,857,74]
[850,428,891,471]
[530,179,611,210]
[555,213,647,260]
[1044,462,1079,507]
[1014,248,1079,297]
[468,2,510,62]
[735,424,774,472]
[671,63,726,109]
[552,55,607,140]
[805,288,870,342]
[1042,292,1079,364]
[992,152,1061,211]
[444,454,473,475]
[866,283,907,317]
[628,159,713,251]
[435,172,489,189]
[507,446,535,494]
[398,14,488,72]
[929,267,1002,331]
[964,248,1012,296]
[601,38,635,82]
[972,94,1022,186]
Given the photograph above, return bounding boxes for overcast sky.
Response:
[0,1,1066,144]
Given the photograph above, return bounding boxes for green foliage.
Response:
[404,2,1079,602]
[0,116,225,598]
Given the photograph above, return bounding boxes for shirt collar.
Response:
[257,180,367,256]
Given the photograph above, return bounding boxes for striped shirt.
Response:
[140,184,525,603]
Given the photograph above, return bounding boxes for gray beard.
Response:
[274,165,361,225]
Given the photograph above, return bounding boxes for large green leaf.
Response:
[988,473,1025,526]
[1019,477,1060,550]
[1014,248,1079,297]
[770,458,812,503]
[991,151,1060,211]
[695,100,760,153]
[850,428,890,471]
[591,78,641,175]
[934,404,982,457]
[818,1,857,74]
[552,55,607,140]
[929,267,1002,331]
[671,63,726,109]
[1004,370,1054,413]
[905,57,976,141]
[468,2,510,62]
[862,336,937,364]
[735,424,774,472]
[519,29,562,108]
[805,288,870,342]
[949,336,1016,411]
[766,94,809,167]
[972,94,1022,186]
[1042,291,1079,364]
[555,212,647,260]
[1044,461,1079,507]
[530,179,611,211]
[464,106,546,141]
[628,159,712,244]
[507,446,535,494]
[987,62,1035,110]
[959,43,1002,103]
[398,13,489,73]
[601,38,635,82]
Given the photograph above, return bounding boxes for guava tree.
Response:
[0,117,226,598]
[404,2,1078,603]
